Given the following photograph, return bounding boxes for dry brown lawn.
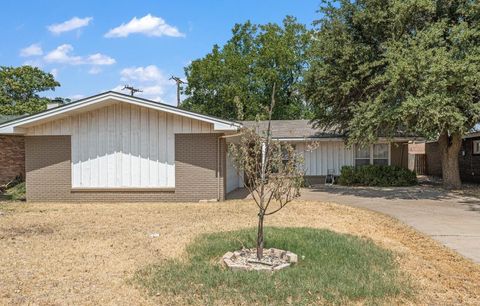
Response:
[0,199,479,305]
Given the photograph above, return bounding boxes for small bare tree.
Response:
[228,84,304,260]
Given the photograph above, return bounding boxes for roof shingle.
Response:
[241,120,343,139]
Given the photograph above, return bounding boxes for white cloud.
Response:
[50,68,59,78]
[105,14,184,38]
[23,59,43,68]
[114,65,175,103]
[48,17,93,35]
[120,65,167,83]
[44,44,82,64]
[44,44,116,67]
[87,53,116,65]
[20,43,43,57]
[142,85,165,96]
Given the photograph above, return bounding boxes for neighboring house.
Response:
[0,91,412,202]
[459,133,480,183]
[0,115,25,185]
[425,131,480,183]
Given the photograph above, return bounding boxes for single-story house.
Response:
[0,91,411,202]
[423,131,480,183]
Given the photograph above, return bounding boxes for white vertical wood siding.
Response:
[26,103,214,188]
[295,141,354,176]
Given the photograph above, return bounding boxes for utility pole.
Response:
[122,85,142,96]
[170,76,187,106]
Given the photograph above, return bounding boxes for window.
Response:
[354,144,389,166]
[355,146,370,166]
[473,140,480,155]
[373,144,389,165]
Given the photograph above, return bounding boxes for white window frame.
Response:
[354,143,391,166]
[473,140,480,155]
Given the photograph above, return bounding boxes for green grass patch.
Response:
[3,182,26,201]
[134,227,412,305]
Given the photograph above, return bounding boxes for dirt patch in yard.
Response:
[1,224,55,239]
[0,200,479,305]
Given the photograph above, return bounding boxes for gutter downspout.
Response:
[217,132,244,201]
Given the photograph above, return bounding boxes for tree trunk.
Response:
[438,131,462,189]
[256,212,264,260]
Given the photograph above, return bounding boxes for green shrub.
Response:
[5,182,26,201]
[338,165,417,187]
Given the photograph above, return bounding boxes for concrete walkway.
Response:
[228,185,480,263]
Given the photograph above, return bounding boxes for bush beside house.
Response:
[338,165,417,187]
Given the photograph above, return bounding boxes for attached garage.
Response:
[0,91,240,202]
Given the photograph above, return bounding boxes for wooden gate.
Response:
[409,154,426,175]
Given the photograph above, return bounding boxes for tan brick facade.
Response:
[0,135,25,185]
[25,134,226,202]
[175,133,227,201]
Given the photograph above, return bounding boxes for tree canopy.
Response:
[304,0,480,187]
[0,66,60,116]
[182,16,312,120]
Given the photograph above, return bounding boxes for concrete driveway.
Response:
[300,185,480,263]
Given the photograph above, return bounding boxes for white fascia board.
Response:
[213,122,241,131]
[0,126,24,134]
[0,92,242,134]
[108,93,242,130]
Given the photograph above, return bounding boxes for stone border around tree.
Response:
[222,248,298,272]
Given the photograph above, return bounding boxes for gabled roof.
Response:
[241,120,343,140]
[0,91,241,134]
[0,114,23,125]
[241,119,418,141]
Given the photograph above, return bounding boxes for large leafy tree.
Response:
[182,16,312,120]
[0,66,60,115]
[305,0,480,188]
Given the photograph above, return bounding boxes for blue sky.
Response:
[0,0,320,105]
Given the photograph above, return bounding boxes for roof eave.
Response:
[0,91,241,134]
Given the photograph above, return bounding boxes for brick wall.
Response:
[25,134,226,202]
[0,135,25,185]
[175,133,226,201]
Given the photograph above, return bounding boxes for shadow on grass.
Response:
[134,227,413,305]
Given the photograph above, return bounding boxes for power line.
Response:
[170,76,187,106]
